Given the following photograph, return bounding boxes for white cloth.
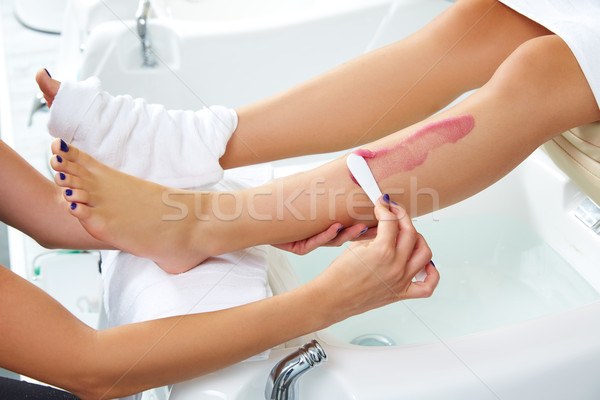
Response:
[499,0,600,108]
[48,77,237,188]
[102,248,272,326]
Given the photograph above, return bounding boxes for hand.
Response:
[272,223,376,255]
[312,196,439,322]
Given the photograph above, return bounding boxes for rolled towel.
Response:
[47,77,238,189]
[102,247,271,329]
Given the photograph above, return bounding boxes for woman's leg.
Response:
[50,35,600,273]
[221,0,552,168]
[39,0,551,174]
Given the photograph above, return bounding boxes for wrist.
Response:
[294,278,346,331]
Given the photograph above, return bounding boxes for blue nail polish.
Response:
[359,228,368,235]
[70,203,77,210]
[430,260,436,268]
[59,172,66,180]
[56,155,63,163]
[391,201,399,206]
[44,68,52,78]
[65,189,72,196]
[382,194,390,203]
[336,225,344,233]
[60,139,69,152]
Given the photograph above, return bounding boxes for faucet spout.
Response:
[136,0,157,67]
[265,340,327,400]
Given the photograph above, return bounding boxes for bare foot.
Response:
[35,68,60,107]
[50,138,216,273]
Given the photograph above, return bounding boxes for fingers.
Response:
[388,200,417,254]
[372,198,436,299]
[351,226,377,241]
[372,195,400,248]
[301,223,344,253]
[272,223,344,255]
[325,223,370,247]
[405,233,432,277]
[405,261,439,299]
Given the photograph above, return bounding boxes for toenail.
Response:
[65,189,72,196]
[359,227,368,235]
[70,203,77,210]
[59,172,66,180]
[56,155,63,163]
[60,139,69,152]
[45,68,52,78]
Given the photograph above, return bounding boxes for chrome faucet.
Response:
[28,92,47,126]
[136,0,157,67]
[573,196,600,235]
[265,340,327,400]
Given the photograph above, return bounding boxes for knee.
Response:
[484,35,573,100]
[419,0,550,90]
[482,34,600,133]
[485,35,585,108]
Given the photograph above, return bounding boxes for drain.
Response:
[350,334,396,347]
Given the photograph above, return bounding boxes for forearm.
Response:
[92,284,327,398]
[0,266,330,399]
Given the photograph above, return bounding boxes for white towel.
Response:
[499,0,600,108]
[102,247,272,327]
[47,77,237,188]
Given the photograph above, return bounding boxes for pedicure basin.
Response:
[60,0,600,398]
[169,150,600,400]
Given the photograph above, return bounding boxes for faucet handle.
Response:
[265,339,327,400]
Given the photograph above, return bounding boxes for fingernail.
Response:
[70,203,77,210]
[382,194,390,203]
[430,260,436,268]
[359,227,368,235]
[44,68,52,78]
[56,155,63,163]
[391,201,399,206]
[65,189,72,196]
[60,139,69,152]
[336,225,344,233]
[59,172,66,180]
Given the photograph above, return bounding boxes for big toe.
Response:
[35,68,60,107]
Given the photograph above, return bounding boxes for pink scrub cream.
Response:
[350,114,474,183]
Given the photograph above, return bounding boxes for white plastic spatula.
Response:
[346,153,428,282]
[346,153,382,204]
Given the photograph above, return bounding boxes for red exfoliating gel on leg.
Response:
[350,114,475,183]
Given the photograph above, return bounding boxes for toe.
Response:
[35,68,60,108]
[54,171,85,189]
[50,138,72,157]
[68,201,92,220]
[51,154,89,179]
[63,188,90,205]
[50,139,97,171]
